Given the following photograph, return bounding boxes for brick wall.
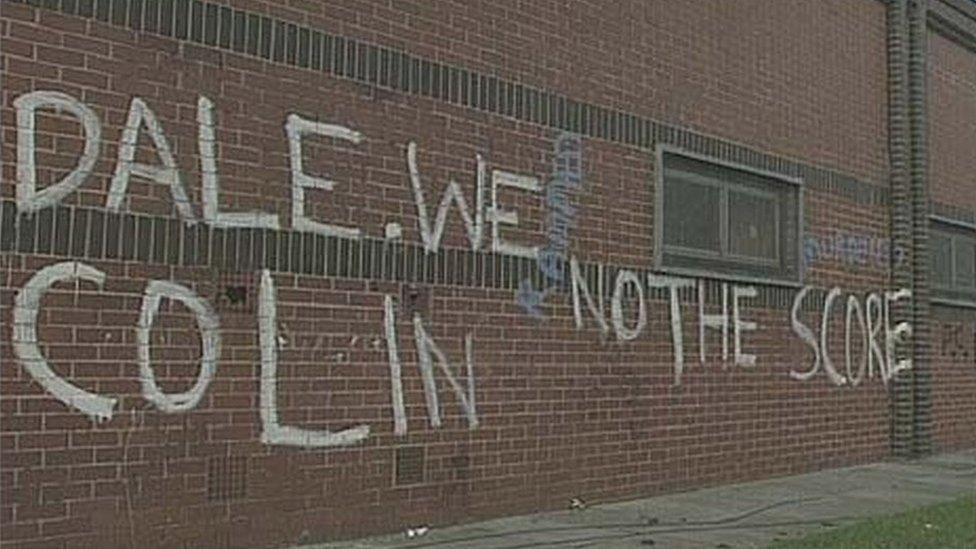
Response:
[0,1,969,548]
[928,29,976,453]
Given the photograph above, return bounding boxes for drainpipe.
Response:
[907,0,932,457]
[887,0,932,459]
[886,0,915,459]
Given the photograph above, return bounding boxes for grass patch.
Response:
[769,496,976,548]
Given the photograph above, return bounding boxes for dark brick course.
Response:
[1,0,974,548]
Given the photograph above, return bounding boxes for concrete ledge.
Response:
[307,449,976,548]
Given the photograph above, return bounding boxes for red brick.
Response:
[0,0,971,547]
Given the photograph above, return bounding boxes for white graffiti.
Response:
[407,141,486,253]
[137,280,220,413]
[699,280,730,365]
[407,141,540,258]
[566,256,914,387]
[413,316,478,430]
[12,262,222,420]
[885,289,915,377]
[8,261,916,451]
[490,170,541,258]
[570,259,760,384]
[845,294,867,386]
[15,90,542,256]
[570,257,609,336]
[384,296,407,436]
[258,269,370,447]
[15,91,102,214]
[384,295,479,434]
[11,262,116,422]
[820,287,849,385]
[198,96,280,229]
[865,293,886,382]
[789,286,821,382]
[286,114,364,239]
[647,275,695,385]
[732,286,758,368]
[107,97,196,221]
[7,89,921,452]
[611,269,646,342]
[790,286,912,386]
[9,260,485,446]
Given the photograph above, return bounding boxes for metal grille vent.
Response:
[394,446,425,486]
[207,455,248,501]
[450,454,471,481]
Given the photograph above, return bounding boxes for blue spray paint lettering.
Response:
[803,231,906,269]
[516,132,583,318]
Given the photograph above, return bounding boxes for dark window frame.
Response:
[931,215,976,307]
[653,145,804,286]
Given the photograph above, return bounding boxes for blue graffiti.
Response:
[516,132,583,318]
[803,231,906,269]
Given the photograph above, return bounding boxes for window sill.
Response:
[932,296,976,310]
[653,265,804,289]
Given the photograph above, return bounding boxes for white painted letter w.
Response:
[407,141,486,253]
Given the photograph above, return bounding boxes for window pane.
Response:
[728,191,778,261]
[663,177,721,254]
[954,236,975,288]
[932,232,953,288]
[658,151,800,283]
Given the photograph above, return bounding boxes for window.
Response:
[655,147,802,284]
[931,219,976,304]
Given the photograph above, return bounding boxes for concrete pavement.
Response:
[304,449,975,549]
